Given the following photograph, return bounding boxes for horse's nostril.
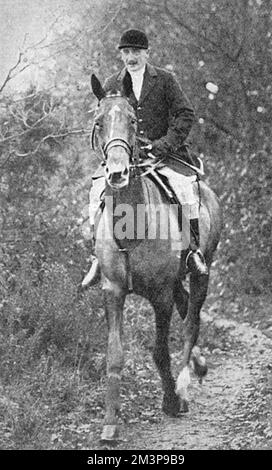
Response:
[110,172,122,183]
[123,168,129,176]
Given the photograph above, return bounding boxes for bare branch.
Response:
[21,33,29,51]
[0,100,55,143]
[9,62,31,80]
[21,15,62,54]
[163,0,243,63]
[0,152,12,169]
[14,128,91,157]
[0,127,91,170]
[10,102,52,130]
[0,52,24,93]
[13,90,54,103]
[95,0,125,37]
[0,128,32,145]
[207,116,240,141]
[0,15,65,94]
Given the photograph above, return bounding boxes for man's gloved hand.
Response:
[139,146,150,160]
[150,139,170,157]
[136,136,152,159]
[137,137,170,159]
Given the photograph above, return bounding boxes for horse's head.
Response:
[91,74,137,190]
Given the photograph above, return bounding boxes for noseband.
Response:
[103,137,133,160]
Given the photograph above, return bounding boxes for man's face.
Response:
[120,48,149,72]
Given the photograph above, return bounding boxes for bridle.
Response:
[103,137,133,160]
[91,94,138,165]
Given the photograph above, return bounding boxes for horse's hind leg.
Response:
[173,279,189,320]
[101,279,126,442]
[177,274,209,412]
[174,279,207,380]
[151,290,180,417]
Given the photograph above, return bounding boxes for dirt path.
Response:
[113,314,272,450]
[46,307,272,451]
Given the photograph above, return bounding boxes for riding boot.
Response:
[81,225,101,288]
[186,218,209,276]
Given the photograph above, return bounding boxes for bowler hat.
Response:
[118,29,148,49]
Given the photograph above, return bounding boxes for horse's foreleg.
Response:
[174,279,189,320]
[177,274,209,412]
[101,280,126,442]
[151,292,180,417]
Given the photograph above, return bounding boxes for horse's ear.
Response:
[91,74,106,101]
[122,72,133,97]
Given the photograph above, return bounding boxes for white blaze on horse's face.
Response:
[98,96,136,189]
[109,104,122,139]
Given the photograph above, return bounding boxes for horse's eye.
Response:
[95,121,102,128]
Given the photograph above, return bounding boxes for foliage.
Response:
[35,0,272,294]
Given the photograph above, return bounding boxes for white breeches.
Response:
[157,167,199,219]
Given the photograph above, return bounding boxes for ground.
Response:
[119,313,272,450]
[49,294,272,451]
[1,290,271,451]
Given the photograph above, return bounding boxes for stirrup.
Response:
[81,256,101,288]
[186,249,209,276]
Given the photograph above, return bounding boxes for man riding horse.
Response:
[83,28,208,287]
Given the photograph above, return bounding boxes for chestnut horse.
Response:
[90,74,222,441]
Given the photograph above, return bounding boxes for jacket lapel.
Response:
[138,64,157,104]
[117,64,158,104]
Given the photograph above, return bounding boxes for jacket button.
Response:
[139,130,144,134]
[138,119,143,123]
[137,106,142,110]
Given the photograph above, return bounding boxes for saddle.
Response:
[93,149,203,239]
[139,150,202,203]
[136,137,204,177]
[157,148,204,177]
[143,170,184,232]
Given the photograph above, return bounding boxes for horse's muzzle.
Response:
[105,148,130,189]
[107,168,129,189]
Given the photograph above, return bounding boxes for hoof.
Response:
[180,400,189,413]
[162,394,180,417]
[180,399,189,413]
[100,424,119,443]
[192,347,208,380]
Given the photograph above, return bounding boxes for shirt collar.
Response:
[128,65,146,78]
[117,63,157,81]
